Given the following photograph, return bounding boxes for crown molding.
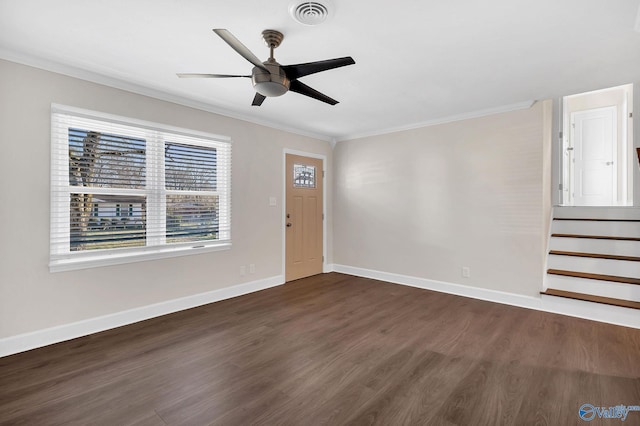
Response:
[335,100,537,142]
[0,49,333,143]
[1,49,538,144]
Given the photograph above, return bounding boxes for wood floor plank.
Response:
[342,350,472,425]
[1,272,640,425]
[430,359,535,426]
[512,367,586,426]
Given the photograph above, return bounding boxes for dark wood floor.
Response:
[1,273,639,425]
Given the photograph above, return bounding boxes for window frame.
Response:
[50,104,232,272]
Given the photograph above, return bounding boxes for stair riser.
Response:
[546,274,640,302]
[551,220,640,238]
[548,255,640,277]
[554,207,640,220]
[549,237,639,257]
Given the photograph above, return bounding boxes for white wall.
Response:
[333,101,551,297]
[0,59,333,339]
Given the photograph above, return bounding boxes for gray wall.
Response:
[333,101,552,297]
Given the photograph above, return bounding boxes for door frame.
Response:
[282,149,328,279]
[568,105,618,206]
[556,83,634,206]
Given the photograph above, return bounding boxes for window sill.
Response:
[49,242,232,272]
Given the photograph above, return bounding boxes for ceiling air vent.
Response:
[289,1,331,26]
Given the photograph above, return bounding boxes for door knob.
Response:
[606,161,614,165]
[286,223,292,227]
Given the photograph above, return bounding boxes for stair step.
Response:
[547,269,640,285]
[546,273,640,301]
[553,206,640,221]
[541,289,640,310]
[548,254,640,277]
[551,234,640,241]
[549,237,639,257]
[551,220,640,238]
[549,250,640,262]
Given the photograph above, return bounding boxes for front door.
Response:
[571,106,617,206]
[285,154,323,282]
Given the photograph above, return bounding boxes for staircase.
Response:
[541,207,640,311]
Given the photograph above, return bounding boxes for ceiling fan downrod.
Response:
[261,29,284,61]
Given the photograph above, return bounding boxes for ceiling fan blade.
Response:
[283,57,355,80]
[289,80,339,105]
[252,93,266,106]
[213,29,269,73]
[176,73,250,78]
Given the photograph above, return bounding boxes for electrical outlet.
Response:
[462,266,470,278]
[240,265,246,276]
[249,264,255,274]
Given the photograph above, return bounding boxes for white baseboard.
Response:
[3,267,637,358]
[0,275,284,358]
[333,264,640,329]
[333,264,542,309]
[323,263,335,273]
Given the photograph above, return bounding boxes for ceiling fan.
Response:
[177,29,355,106]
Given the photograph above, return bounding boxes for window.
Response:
[50,105,232,271]
[293,164,316,188]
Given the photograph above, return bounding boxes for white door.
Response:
[570,106,617,206]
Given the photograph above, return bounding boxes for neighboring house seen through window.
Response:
[50,105,232,271]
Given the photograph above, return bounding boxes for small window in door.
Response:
[293,164,316,188]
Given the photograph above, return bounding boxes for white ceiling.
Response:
[1,0,639,141]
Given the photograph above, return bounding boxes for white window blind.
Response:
[50,105,231,272]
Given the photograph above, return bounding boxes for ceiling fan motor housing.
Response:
[252,61,290,97]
